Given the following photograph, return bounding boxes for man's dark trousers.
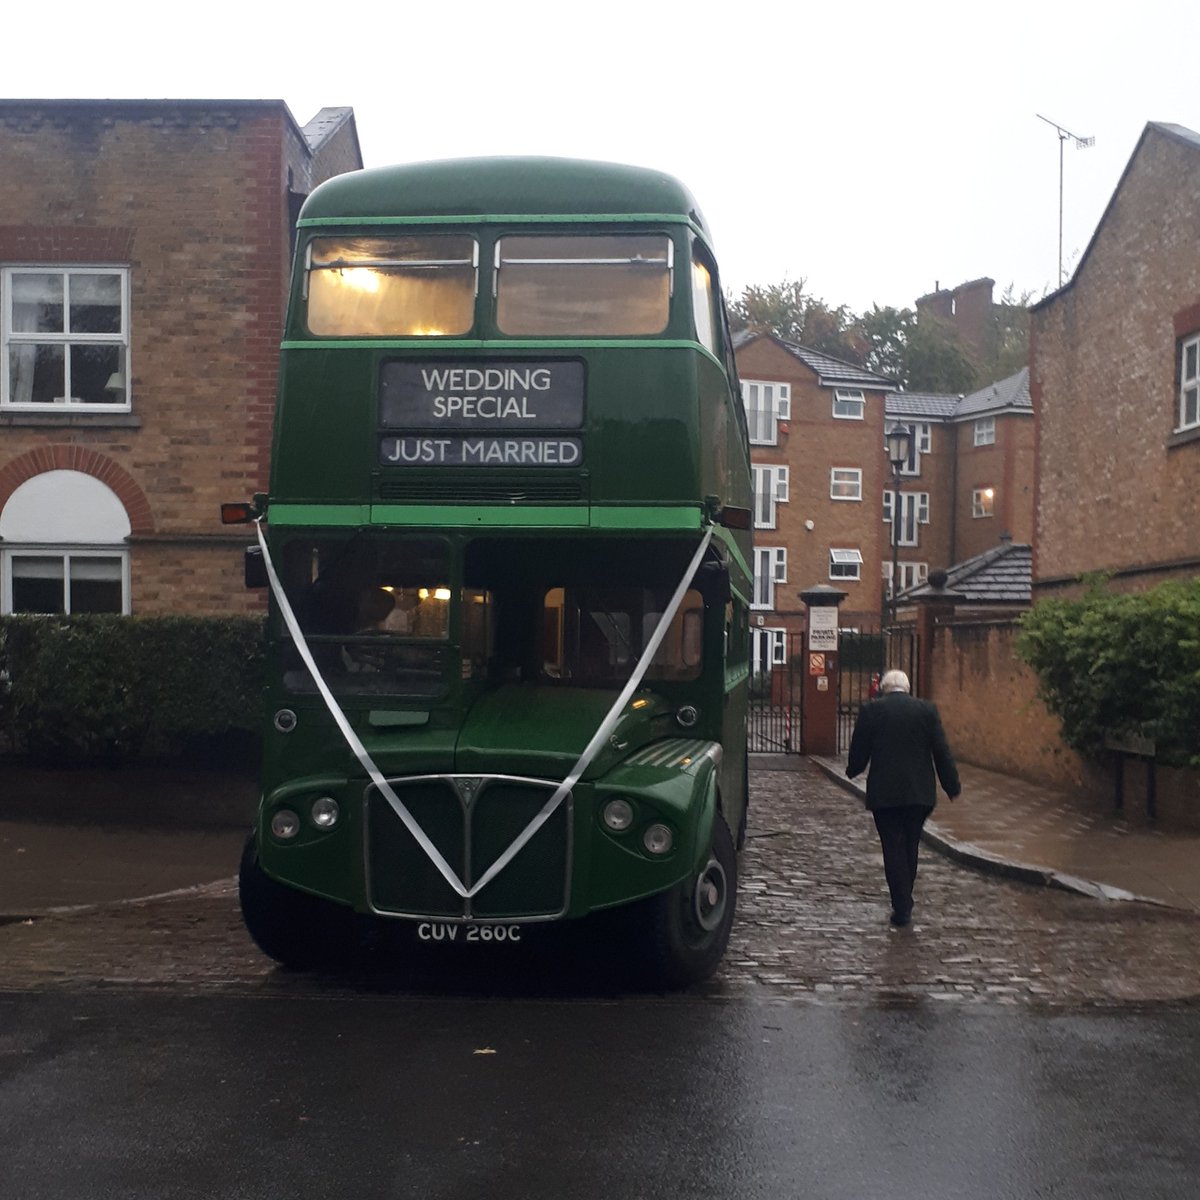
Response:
[872,805,930,920]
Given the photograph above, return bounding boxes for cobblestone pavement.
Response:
[2,763,1199,1006]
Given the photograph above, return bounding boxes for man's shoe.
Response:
[889,910,911,927]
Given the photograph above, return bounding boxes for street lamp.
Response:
[885,424,913,624]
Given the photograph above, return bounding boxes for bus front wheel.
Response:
[238,834,355,970]
[639,813,737,990]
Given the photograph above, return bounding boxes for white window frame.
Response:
[883,490,929,547]
[829,548,863,581]
[829,467,862,501]
[752,626,788,675]
[886,422,931,475]
[2,266,131,411]
[752,546,787,610]
[974,416,996,446]
[742,380,791,446]
[882,561,929,598]
[1,546,131,615]
[972,487,995,518]
[1179,334,1200,432]
[752,464,789,529]
[832,388,865,420]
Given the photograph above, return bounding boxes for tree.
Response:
[1016,578,1200,768]
[728,276,1033,394]
[857,305,913,382]
[727,278,869,366]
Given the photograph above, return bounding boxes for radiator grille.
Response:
[376,479,585,504]
[366,775,571,920]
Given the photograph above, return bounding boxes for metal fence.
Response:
[836,623,919,753]
[748,631,806,754]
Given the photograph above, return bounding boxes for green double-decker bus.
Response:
[227,157,753,987]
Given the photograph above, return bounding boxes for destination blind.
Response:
[378,360,585,468]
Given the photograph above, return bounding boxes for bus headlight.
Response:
[602,798,635,832]
[675,705,699,728]
[274,709,298,733]
[643,823,674,855]
[311,797,340,829]
[270,809,300,840]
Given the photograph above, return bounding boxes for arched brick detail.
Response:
[0,447,155,535]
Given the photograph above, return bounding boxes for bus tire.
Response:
[640,813,737,990]
[238,833,354,970]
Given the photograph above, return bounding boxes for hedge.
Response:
[0,615,265,764]
[1015,577,1200,768]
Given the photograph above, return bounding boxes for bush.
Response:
[1015,577,1200,767]
[0,615,265,765]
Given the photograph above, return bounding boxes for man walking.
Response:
[846,669,960,927]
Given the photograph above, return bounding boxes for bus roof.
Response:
[298,156,710,236]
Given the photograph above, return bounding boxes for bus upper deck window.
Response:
[495,234,671,336]
[305,236,478,337]
[691,247,719,355]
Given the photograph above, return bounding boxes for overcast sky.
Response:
[8,0,1197,313]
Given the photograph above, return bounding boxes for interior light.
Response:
[434,587,451,601]
[984,488,995,499]
[418,588,430,600]
[338,267,380,293]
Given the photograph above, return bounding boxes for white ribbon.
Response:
[256,519,713,901]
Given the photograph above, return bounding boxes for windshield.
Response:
[463,536,705,687]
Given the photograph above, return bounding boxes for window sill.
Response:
[0,411,142,429]
[1167,425,1200,449]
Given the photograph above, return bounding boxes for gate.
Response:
[836,623,919,753]
[748,630,806,753]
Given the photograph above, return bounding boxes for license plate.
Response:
[416,921,522,944]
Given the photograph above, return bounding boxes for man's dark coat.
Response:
[846,691,960,810]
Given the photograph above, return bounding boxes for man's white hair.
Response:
[879,669,910,694]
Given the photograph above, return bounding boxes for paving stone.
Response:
[0,761,1199,1006]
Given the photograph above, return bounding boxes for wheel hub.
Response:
[692,856,728,932]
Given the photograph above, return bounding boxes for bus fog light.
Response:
[643,823,673,855]
[675,705,699,728]
[270,809,300,840]
[602,798,634,831]
[311,797,340,828]
[274,709,298,733]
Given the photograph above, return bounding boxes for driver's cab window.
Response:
[279,537,452,697]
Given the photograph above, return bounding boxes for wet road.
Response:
[2,989,1198,1199]
[2,763,1199,1197]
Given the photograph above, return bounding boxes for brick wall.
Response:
[1032,125,1200,591]
[931,617,1200,830]
[0,101,357,616]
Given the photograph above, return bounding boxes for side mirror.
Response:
[696,561,731,605]
[244,546,268,589]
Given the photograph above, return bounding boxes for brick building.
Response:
[734,333,895,659]
[1031,121,1200,594]
[735,327,1034,664]
[0,99,362,616]
[915,276,998,362]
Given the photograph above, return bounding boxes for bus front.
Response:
[233,159,752,988]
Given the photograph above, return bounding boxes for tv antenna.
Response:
[1037,114,1095,286]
